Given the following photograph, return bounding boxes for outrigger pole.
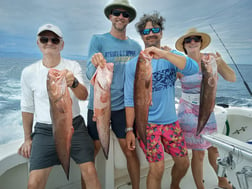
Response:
[210,24,252,96]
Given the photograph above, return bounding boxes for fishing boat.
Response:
[1,103,251,189]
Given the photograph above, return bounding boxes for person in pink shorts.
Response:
[124,12,199,189]
[139,122,187,163]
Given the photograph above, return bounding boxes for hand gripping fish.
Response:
[196,54,218,135]
[91,63,114,159]
[47,69,74,179]
[134,51,152,146]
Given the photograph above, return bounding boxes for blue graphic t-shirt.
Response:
[86,33,142,110]
[124,50,199,124]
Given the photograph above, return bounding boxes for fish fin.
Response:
[55,97,68,113]
[145,80,151,88]
[150,101,153,106]
[196,129,201,136]
[106,63,114,71]
[71,126,74,135]
[100,92,109,103]
[91,71,98,86]
[102,146,109,160]
[92,115,97,122]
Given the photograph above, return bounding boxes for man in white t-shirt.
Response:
[18,23,101,189]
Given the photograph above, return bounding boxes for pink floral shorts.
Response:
[138,121,188,162]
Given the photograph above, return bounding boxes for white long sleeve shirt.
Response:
[21,58,84,124]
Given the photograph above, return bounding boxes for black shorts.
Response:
[87,109,127,140]
[29,115,94,171]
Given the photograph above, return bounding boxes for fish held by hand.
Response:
[134,51,152,146]
[47,69,74,179]
[91,63,114,159]
[196,54,217,136]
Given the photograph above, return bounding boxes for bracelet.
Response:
[125,127,133,133]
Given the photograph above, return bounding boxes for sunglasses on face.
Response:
[141,27,161,35]
[39,36,61,45]
[111,10,130,18]
[184,36,202,43]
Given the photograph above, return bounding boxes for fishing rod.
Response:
[210,24,252,96]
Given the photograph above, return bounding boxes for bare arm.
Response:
[65,70,88,100]
[216,52,236,82]
[144,46,187,70]
[18,112,33,158]
[125,107,136,150]
[70,83,88,100]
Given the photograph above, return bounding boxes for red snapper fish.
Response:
[91,63,114,159]
[47,69,74,179]
[134,51,152,146]
[196,54,218,136]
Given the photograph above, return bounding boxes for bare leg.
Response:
[191,150,205,189]
[170,155,189,189]
[81,178,86,189]
[118,138,140,189]
[147,160,164,189]
[81,140,101,189]
[208,146,233,189]
[79,161,101,189]
[93,140,102,157]
[28,167,52,189]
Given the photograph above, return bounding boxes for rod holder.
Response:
[217,152,236,177]
[236,166,252,189]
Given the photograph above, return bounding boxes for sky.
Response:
[0,0,252,64]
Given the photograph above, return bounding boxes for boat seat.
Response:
[214,105,228,134]
[0,139,82,188]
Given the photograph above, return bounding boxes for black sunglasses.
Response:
[39,36,61,45]
[141,27,161,35]
[184,36,202,43]
[111,10,130,18]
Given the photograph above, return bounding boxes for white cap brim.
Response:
[37,24,63,38]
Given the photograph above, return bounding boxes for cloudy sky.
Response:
[1,0,252,64]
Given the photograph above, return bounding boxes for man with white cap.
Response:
[18,23,101,189]
[86,0,141,188]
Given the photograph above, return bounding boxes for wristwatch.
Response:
[71,77,79,88]
[125,127,133,133]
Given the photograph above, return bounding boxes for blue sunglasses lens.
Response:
[142,29,150,35]
[141,27,161,35]
[152,28,160,33]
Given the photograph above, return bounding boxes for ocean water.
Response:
[0,57,251,145]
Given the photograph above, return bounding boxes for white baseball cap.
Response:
[37,24,63,38]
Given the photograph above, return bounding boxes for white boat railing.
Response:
[202,133,252,189]
[202,134,252,161]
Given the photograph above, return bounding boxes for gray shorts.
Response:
[29,115,94,171]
